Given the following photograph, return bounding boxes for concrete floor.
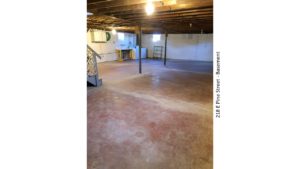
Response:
[88,59,213,169]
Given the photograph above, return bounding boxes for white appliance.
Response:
[133,46,147,59]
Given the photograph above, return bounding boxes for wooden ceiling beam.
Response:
[87,0,213,33]
[126,15,212,23]
[87,24,212,34]
[87,22,212,32]
[140,21,212,28]
[140,19,213,24]
[89,0,212,14]
[88,0,165,9]
[94,5,212,17]
[111,9,212,20]
[118,11,212,20]
[87,15,212,30]
[87,0,115,5]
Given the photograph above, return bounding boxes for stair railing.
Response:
[87,45,102,86]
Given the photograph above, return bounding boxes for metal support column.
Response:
[164,33,168,66]
[139,26,142,73]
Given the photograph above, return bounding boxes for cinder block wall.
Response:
[142,34,213,61]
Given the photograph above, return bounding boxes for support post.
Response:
[164,33,168,66]
[139,25,142,74]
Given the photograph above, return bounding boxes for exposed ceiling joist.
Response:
[87,0,213,34]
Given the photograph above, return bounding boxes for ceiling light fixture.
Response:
[145,0,155,15]
[112,29,117,35]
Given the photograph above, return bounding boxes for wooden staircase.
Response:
[87,45,102,87]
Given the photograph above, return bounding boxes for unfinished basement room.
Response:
[87,0,213,169]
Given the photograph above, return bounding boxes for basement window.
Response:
[118,32,124,41]
[152,34,161,42]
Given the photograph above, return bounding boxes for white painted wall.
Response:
[87,31,212,62]
[87,30,137,62]
[142,34,213,61]
[117,33,136,49]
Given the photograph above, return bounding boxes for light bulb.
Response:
[112,29,117,35]
[145,3,154,15]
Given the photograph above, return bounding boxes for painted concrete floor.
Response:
[88,59,213,169]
